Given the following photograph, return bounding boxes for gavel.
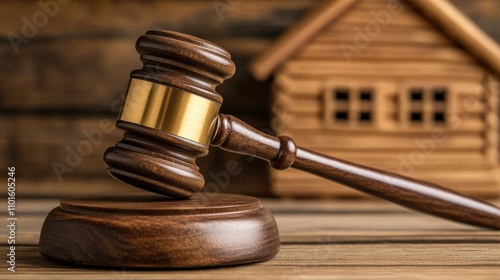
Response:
[104,30,500,230]
[39,30,500,269]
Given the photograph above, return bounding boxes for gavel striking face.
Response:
[104,30,500,230]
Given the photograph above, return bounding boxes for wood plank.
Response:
[271,158,494,170]
[289,133,484,150]
[283,127,486,139]
[271,178,500,198]
[2,245,500,279]
[285,150,488,164]
[296,43,474,63]
[272,167,500,182]
[0,38,270,113]
[0,38,137,111]
[353,0,398,9]
[0,0,314,37]
[280,116,486,132]
[283,60,486,79]
[264,198,497,214]
[14,178,132,198]
[1,116,122,179]
[314,29,454,45]
[335,1,434,28]
[3,197,500,278]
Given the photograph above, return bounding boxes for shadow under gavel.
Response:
[39,30,500,269]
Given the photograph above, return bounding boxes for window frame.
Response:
[399,84,454,130]
[322,83,378,128]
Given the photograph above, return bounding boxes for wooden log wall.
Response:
[0,0,499,198]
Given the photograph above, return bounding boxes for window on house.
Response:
[325,86,375,127]
[359,111,372,122]
[410,88,424,101]
[335,88,349,101]
[432,88,447,123]
[410,111,423,122]
[401,86,449,127]
[360,88,372,101]
[335,111,349,120]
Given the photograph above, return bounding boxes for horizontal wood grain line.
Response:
[280,234,500,244]
[273,150,488,162]
[313,33,453,46]
[0,0,313,37]
[336,9,432,28]
[3,242,499,268]
[296,44,474,63]
[271,186,500,199]
[289,133,484,149]
[283,61,485,78]
[277,116,485,132]
[271,168,500,182]
[282,129,486,140]
[273,160,494,171]
[279,126,486,137]
[0,38,137,110]
[0,115,123,178]
[274,74,484,97]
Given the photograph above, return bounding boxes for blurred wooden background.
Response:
[1,0,499,199]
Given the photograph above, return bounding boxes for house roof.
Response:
[249,0,500,81]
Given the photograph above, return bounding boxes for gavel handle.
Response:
[212,114,500,230]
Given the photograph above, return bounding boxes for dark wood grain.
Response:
[132,30,235,103]
[39,192,280,268]
[11,197,500,278]
[212,114,500,230]
[104,121,209,198]
[103,30,236,197]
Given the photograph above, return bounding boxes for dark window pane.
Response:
[434,112,446,122]
[433,88,447,102]
[359,112,371,122]
[335,88,349,101]
[410,112,423,122]
[360,88,372,101]
[410,88,423,101]
[335,111,349,121]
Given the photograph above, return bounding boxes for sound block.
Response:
[39,192,280,268]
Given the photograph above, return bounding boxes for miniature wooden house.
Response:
[250,0,500,197]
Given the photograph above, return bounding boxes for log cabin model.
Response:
[250,0,500,197]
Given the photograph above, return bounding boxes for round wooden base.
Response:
[39,192,280,268]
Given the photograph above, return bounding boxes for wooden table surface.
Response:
[2,196,500,279]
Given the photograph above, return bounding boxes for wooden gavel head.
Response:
[104,30,235,198]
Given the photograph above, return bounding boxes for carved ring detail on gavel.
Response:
[103,30,500,230]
